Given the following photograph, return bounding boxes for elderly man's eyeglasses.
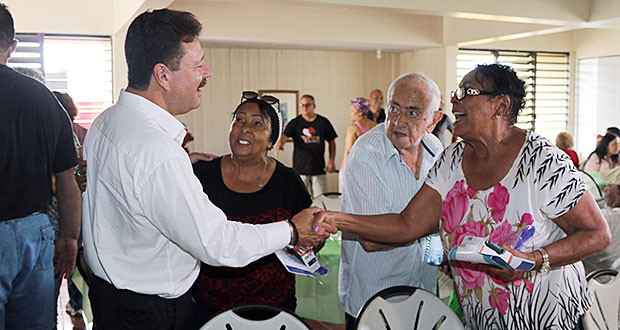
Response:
[241,91,280,108]
[451,87,500,101]
[300,102,314,108]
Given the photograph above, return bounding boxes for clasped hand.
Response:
[291,208,338,247]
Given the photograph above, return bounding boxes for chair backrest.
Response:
[200,304,311,330]
[582,269,620,330]
[579,170,604,203]
[354,286,464,330]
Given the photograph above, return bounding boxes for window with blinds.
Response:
[457,49,570,141]
[8,34,113,129]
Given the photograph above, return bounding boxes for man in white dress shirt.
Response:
[81,9,329,329]
[338,73,444,329]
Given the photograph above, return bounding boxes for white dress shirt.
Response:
[339,123,443,317]
[82,90,289,298]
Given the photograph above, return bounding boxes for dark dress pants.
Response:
[89,275,194,330]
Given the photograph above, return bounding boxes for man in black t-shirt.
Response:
[0,4,81,328]
[275,94,337,197]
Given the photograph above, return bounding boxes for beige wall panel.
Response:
[178,47,397,192]
[573,28,620,59]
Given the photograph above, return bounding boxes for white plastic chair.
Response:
[354,285,464,330]
[199,304,311,330]
[582,269,620,330]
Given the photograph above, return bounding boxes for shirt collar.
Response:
[117,89,186,145]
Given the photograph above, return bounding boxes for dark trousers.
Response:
[345,312,357,330]
[89,275,194,330]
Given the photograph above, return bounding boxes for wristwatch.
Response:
[537,247,550,273]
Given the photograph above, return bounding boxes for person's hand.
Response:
[483,244,539,283]
[189,152,218,164]
[54,236,78,279]
[292,207,337,247]
[274,143,284,156]
[312,210,339,233]
[327,161,336,173]
[358,236,398,252]
[74,160,87,192]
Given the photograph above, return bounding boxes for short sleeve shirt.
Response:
[283,114,337,175]
[0,64,78,220]
[425,130,592,330]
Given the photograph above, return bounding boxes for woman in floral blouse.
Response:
[316,64,611,329]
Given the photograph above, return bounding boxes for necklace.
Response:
[232,158,268,188]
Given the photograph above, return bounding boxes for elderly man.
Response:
[367,88,386,123]
[339,73,443,329]
[0,3,81,329]
[82,9,328,329]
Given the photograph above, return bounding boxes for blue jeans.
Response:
[0,213,56,330]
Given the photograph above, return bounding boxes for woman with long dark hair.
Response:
[583,133,620,173]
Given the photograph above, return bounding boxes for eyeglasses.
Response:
[451,86,501,101]
[241,91,280,108]
[300,102,314,108]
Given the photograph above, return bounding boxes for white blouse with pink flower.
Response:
[426,130,592,330]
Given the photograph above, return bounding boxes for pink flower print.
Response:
[488,220,517,247]
[467,186,477,198]
[488,183,510,223]
[525,279,534,293]
[452,221,487,290]
[441,180,470,234]
[520,213,534,226]
[489,288,510,315]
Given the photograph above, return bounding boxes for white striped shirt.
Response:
[338,123,443,317]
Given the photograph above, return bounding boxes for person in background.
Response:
[275,94,338,198]
[81,9,329,329]
[315,64,611,330]
[51,91,87,330]
[432,98,456,147]
[555,131,579,168]
[367,89,385,123]
[338,97,376,193]
[191,91,312,324]
[338,73,443,329]
[0,3,81,328]
[54,92,88,149]
[583,132,620,174]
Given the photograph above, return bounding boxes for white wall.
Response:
[176,47,398,192]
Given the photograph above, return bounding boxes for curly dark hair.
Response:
[125,9,202,91]
[0,3,15,51]
[473,64,526,125]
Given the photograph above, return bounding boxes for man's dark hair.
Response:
[301,94,315,103]
[125,8,202,91]
[0,3,15,51]
[473,64,526,125]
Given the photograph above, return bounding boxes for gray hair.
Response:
[386,72,441,124]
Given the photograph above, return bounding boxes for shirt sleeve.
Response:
[48,90,79,173]
[323,117,338,141]
[283,118,296,138]
[425,143,462,198]
[535,143,587,219]
[138,155,290,267]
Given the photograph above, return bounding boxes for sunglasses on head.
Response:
[241,91,280,108]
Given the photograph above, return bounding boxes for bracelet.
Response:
[537,247,550,273]
[287,220,299,248]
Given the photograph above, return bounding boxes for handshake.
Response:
[290,208,340,248]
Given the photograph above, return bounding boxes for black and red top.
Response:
[191,157,311,314]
